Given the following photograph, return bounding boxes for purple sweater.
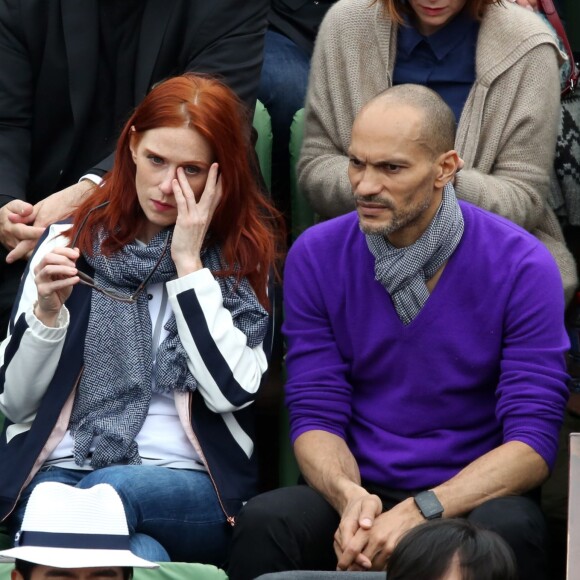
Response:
[283,202,569,490]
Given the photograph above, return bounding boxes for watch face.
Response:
[414,491,444,519]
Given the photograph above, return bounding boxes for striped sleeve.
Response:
[0,226,71,423]
[167,268,268,413]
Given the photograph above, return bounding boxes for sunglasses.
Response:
[69,201,170,304]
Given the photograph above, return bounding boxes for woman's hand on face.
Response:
[34,246,80,326]
[171,163,223,277]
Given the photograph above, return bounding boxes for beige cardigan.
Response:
[298,0,577,301]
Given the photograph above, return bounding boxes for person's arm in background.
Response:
[0,0,48,257]
[296,2,369,218]
[0,0,96,262]
[454,42,562,232]
[3,181,94,263]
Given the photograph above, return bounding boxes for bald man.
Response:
[228,85,569,580]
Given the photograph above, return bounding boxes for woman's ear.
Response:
[128,126,138,163]
[434,150,461,188]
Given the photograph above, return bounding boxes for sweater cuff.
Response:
[25,305,70,339]
[79,173,103,186]
[166,268,216,298]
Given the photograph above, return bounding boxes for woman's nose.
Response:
[159,167,176,195]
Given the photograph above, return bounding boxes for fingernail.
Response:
[361,518,372,527]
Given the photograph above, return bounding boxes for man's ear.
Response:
[12,570,25,580]
[434,150,461,188]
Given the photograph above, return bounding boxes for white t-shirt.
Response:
[47,280,203,470]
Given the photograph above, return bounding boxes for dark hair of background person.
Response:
[374,0,504,25]
[386,519,518,580]
[67,73,284,310]
[14,560,133,580]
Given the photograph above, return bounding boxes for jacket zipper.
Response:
[187,395,236,527]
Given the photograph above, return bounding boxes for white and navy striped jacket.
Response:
[0,224,269,524]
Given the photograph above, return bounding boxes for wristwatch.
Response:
[414,490,444,520]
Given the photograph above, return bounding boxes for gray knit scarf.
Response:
[69,229,268,468]
[365,183,464,325]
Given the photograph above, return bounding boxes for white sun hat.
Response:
[0,482,158,568]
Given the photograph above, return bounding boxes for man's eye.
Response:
[349,158,363,168]
[384,164,401,173]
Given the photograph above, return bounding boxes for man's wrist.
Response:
[334,479,368,514]
[414,490,444,520]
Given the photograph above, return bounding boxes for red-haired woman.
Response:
[0,74,282,565]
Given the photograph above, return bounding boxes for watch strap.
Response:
[414,490,444,520]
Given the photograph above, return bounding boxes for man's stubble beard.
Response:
[357,191,433,238]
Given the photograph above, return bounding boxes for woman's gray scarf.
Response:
[69,229,268,468]
[365,183,464,325]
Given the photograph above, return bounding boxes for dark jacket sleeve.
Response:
[0,0,33,205]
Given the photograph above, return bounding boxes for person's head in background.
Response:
[0,483,157,580]
[387,519,518,580]
[375,0,503,36]
[12,560,132,580]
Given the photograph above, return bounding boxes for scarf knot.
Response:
[366,183,464,325]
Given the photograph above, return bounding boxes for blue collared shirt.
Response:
[393,10,480,122]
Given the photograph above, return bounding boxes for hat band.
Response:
[17,531,131,551]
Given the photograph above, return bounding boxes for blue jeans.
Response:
[258,29,311,212]
[259,29,311,165]
[7,465,231,565]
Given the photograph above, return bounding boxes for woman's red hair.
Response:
[69,74,283,308]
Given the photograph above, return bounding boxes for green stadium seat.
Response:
[253,100,273,192]
[289,108,316,242]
